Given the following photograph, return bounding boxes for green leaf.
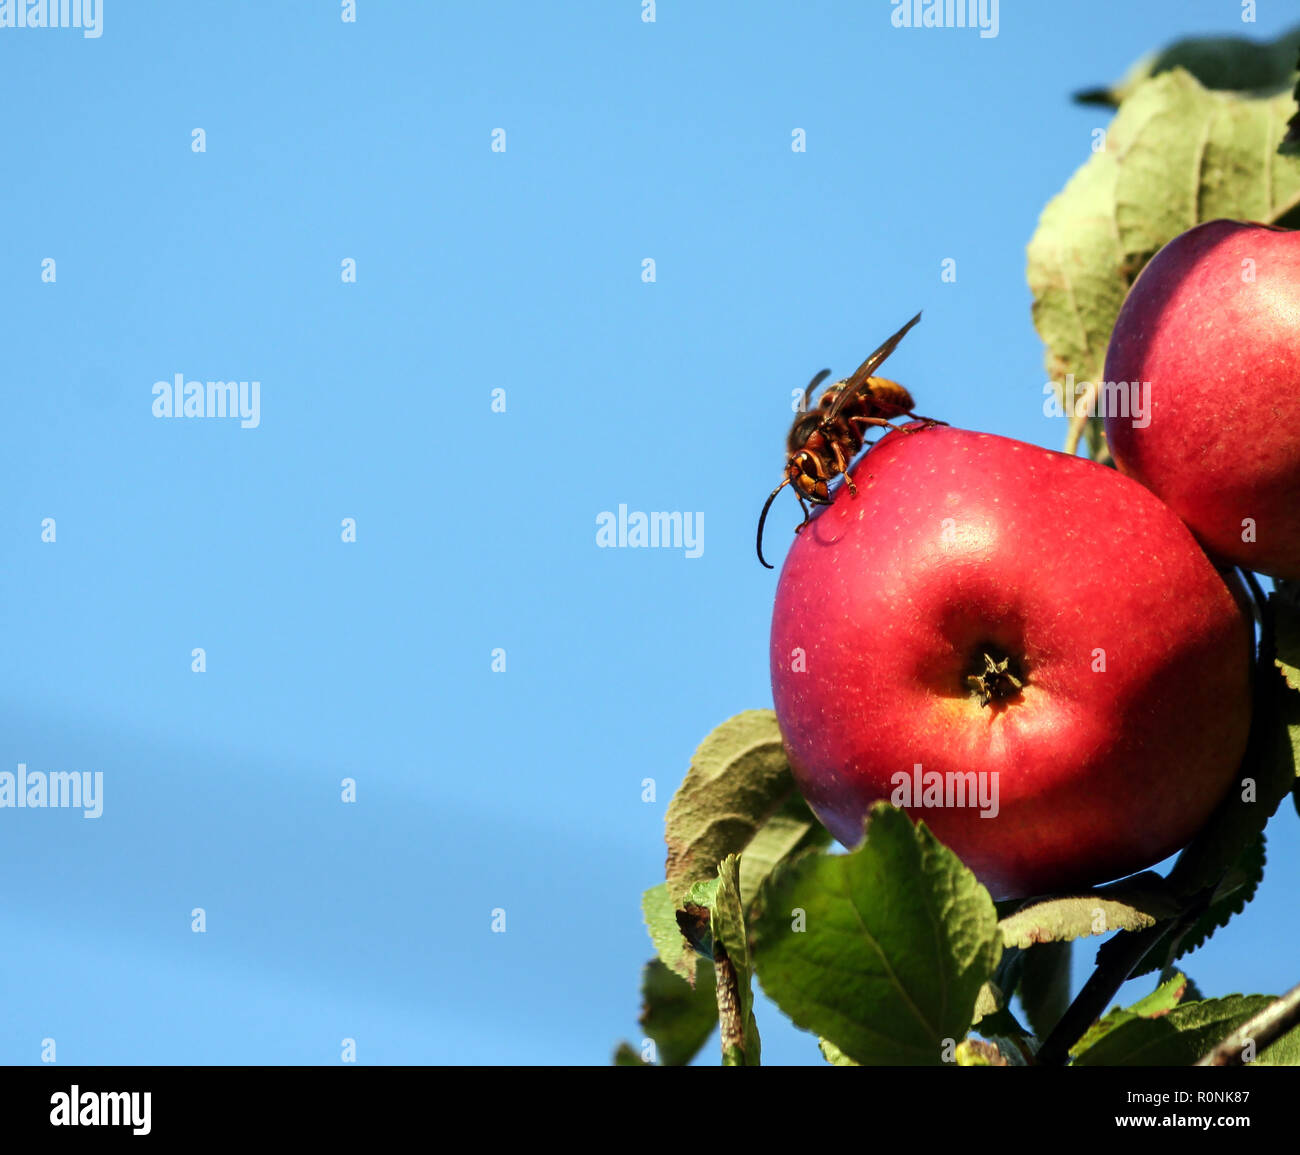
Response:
[1127,971,1194,1017]
[954,1039,1009,1066]
[1257,1025,1300,1064]
[664,710,810,905]
[1018,942,1072,1039]
[971,1001,1036,1066]
[747,803,1001,1066]
[642,882,697,983]
[683,878,720,907]
[1276,588,1300,818]
[970,970,1038,1065]
[676,877,719,960]
[998,876,1178,949]
[737,791,832,905]
[635,958,718,1067]
[979,1035,1031,1065]
[1161,967,1205,1004]
[818,1037,859,1066]
[1112,832,1274,983]
[711,855,761,1065]
[1111,71,1300,278]
[1073,995,1300,1066]
[1026,143,1126,449]
[1275,591,1300,694]
[613,1041,652,1066]
[971,980,1003,1026]
[1153,833,1266,975]
[1286,50,1300,152]
[1074,25,1300,106]
[1118,833,1267,985]
[1070,971,1191,1060]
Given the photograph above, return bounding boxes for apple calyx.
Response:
[964,649,1025,708]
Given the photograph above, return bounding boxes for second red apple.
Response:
[1103,219,1300,580]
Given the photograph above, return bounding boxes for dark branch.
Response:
[1197,980,1300,1066]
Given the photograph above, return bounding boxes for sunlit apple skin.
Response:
[769,425,1251,900]
[1104,219,1300,580]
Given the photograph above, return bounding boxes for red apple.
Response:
[768,424,1251,900]
[1103,219,1300,580]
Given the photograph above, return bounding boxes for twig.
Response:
[1196,980,1300,1065]
[713,942,746,1063]
[1035,921,1174,1066]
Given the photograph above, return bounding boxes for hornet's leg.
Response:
[849,415,904,435]
[905,411,949,430]
[834,420,899,493]
[829,439,860,495]
[793,493,812,533]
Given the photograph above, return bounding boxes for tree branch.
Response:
[713,942,746,1063]
[1197,981,1300,1065]
[1034,920,1174,1066]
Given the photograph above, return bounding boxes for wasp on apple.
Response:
[756,311,944,569]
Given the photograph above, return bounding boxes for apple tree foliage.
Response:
[615,25,1300,1067]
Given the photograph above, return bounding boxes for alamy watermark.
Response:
[891,0,998,39]
[50,1086,149,1135]
[153,375,261,428]
[0,763,103,818]
[0,0,102,37]
[891,763,1000,818]
[596,505,704,558]
[1044,375,1151,429]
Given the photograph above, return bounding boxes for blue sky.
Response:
[0,1,1296,1065]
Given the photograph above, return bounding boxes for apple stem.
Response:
[1062,380,1098,457]
[1061,379,1114,464]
